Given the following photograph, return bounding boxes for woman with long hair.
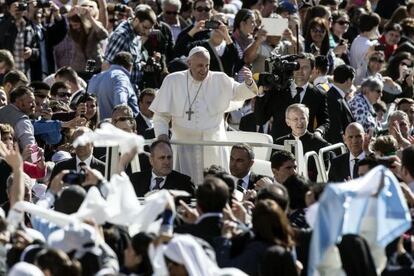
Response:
[384,51,414,101]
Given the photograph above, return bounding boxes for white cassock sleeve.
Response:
[153,112,171,137]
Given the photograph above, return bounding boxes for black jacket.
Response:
[328,153,350,182]
[325,86,354,144]
[129,170,195,197]
[50,156,106,183]
[175,215,222,246]
[255,84,330,141]
[135,113,155,139]
[173,24,210,58]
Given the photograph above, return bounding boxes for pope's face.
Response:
[188,53,210,81]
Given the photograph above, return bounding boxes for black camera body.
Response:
[142,57,162,73]
[205,20,220,29]
[16,2,28,11]
[257,54,300,90]
[62,170,86,185]
[36,0,51,8]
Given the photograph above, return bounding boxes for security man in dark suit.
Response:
[229,143,264,192]
[255,53,329,141]
[325,65,356,144]
[135,88,156,139]
[50,127,105,181]
[129,140,195,197]
[329,122,367,182]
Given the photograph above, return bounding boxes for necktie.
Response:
[237,179,246,193]
[352,158,359,179]
[293,87,304,103]
[78,161,86,172]
[153,177,164,190]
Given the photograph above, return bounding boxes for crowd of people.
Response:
[0,0,414,275]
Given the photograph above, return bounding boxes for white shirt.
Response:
[150,171,166,190]
[349,152,365,179]
[236,172,251,191]
[291,83,309,103]
[76,155,92,172]
[141,113,154,129]
[350,35,377,69]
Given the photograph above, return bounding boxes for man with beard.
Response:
[0,86,36,149]
[104,4,157,88]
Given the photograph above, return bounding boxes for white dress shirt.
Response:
[150,171,166,190]
[349,152,365,179]
[291,83,309,103]
[76,155,92,172]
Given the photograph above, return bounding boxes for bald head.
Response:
[344,123,365,157]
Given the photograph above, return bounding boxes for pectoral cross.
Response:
[186,108,194,120]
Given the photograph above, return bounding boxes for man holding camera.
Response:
[104,4,157,88]
[0,0,38,77]
[50,127,105,181]
[255,53,329,141]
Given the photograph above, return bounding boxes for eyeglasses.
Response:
[57,92,71,98]
[370,58,384,63]
[165,10,179,15]
[194,6,211,12]
[335,20,350,25]
[311,28,326,34]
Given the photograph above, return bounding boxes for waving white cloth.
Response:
[73,123,145,154]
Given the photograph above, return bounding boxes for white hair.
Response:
[162,0,182,11]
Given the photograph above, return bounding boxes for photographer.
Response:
[0,0,39,78]
[27,0,67,81]
[254,53,329,141]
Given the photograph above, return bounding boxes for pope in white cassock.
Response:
[150,46,259,185]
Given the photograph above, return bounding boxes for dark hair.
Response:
[388,6,409,27]
[384,23,402,34]
[314,55,329,75]
[386,51,412,81]
[29,81,50,92]
[333,64,355,83]
[298,53,315,69]
[331,10,349,24]
[357,156,379,171]
[302,5,330,36]
[270,150,295,170]
[51,81,71,97]
[306,17,330,55]
[150,140,172,154]
[282,175,310,210]
[373,101,387,113]
[196,176,229,213]
[233,8,255,32]
[3,69,28,87]
[231,143,255,160]
[402,146,414,178]
[55,66,79,85]
[252,199,294,248]
[36,249,81,276]
[9,86,33,103]
[129,232,155,275]
[358,13,380,32]
[139,88,156,102]
[401,18,414,37]
[135,4,157,24]
[308,182,326,202]
[256,183,289,212]
[241,0,260,9]
[397,97,414,109]
[372,135,398,156]
[112,51,133,68]
[54,185,86,214]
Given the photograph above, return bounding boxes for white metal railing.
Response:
[318,143,347,182]
[304,151,325,182]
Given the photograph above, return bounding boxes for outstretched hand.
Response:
[0,142,22,171]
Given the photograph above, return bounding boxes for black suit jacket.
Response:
[50,156,106,182]
[245,172,265,190]
[275,132,330,181]
[325,86,354,144]
[255,84,329,140]
[328,153,350,182]
[175,215,222,247]
[129,170,195,197]
[239,113,257,132]
[135,113,155,139]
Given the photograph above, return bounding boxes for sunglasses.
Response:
[370,58,384,63]
[311,28,326,34]
[113,116,134,123]
[165,10,179,15]
[336,20,350,25]
[194,6,211,12]
[57,92,71,98]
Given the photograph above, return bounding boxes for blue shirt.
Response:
[88,64,139,120]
